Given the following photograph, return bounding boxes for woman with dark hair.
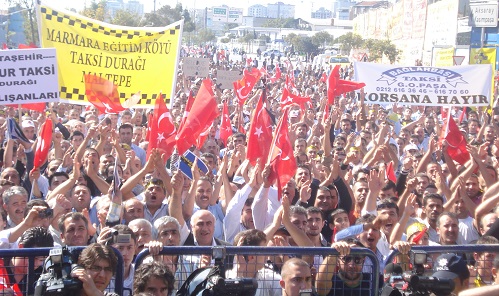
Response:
[72,243,119,296]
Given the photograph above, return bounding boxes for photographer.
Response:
[71,243,119,296]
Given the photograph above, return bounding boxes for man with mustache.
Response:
[417,193,444,243]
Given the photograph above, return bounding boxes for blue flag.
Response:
[6,118,30,143]
[175,150,209,180]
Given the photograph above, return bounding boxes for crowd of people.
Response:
[0,53,498,296]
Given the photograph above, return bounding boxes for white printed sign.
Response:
[470,0,498,27]
[182,57,210,78]
[354,62,492,106]
[216,70,241,89]
[0,48,59,104]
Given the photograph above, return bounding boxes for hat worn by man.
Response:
[432,254,470,282]
[21,120,35,129]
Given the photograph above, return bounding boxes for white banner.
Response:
[182,57,210,77]
[0,48,59,105]
[354,62,492,106]
[216,70,241,89]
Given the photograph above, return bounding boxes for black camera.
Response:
[34,246,83,296]
[381,250,455,296]
[177,246,257,296]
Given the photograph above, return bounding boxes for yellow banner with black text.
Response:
[37,2,183,107]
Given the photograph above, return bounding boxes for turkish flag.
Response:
[247,90,273,166]
[176,79,219,154]
[327,66,340,105]
[33,118,53,170]
[335,80,366,97]
[8,103,46,113]
[1,43,7,50]
[260,67,268,77]
[84,74,126,114]
[147,94,176,159]
[386,161,397,184]
[233,68,261,106]
[320,72,327,83]
[280,87,311,110]
[219,102,232,146]
[327,65,365,105]
[178,90,195,131]
[196,124,212,149]
[268,109,297,200]
[269,64,282,83]
[444,116,470,165]
[285,75,296,91]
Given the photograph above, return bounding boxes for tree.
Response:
[312,31,333,48]
[111,9,141,27]
[259,35,271,43]
[262,17,299,29]
[141,4,195,30]
[193,28,216,44]
[335,32,364,53]
[239,32,255,44]
[364,39,400,64]
[80,0,107,22]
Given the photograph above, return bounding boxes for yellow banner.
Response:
[37,3,182,107]
[470,48,496,65]
[434,47,454,67]
[470,48,496,109]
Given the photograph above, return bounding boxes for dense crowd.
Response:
[0,50,498,296]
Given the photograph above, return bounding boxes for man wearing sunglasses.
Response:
[317,239,374,296]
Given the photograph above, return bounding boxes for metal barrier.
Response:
[0,246,124,296]
[135,246,380,296]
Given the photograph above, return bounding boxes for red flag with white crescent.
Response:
[33,118,53,171]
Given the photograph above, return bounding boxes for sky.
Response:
[2,0,335,16]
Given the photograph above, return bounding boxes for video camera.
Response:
[381,250,455,296]
[177,246,258,296]
[34,246,82,296]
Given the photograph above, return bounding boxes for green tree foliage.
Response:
[262,17,299,29]
[193,28,216,44]
[6,0,37,46]
[284,34,318,55]
[335,32,401,64]
[335,32,364,53]
[81,0,107,21]
[363,38,401,64]
[259,35,271,43]
[111,9,141,27]
[239,32,255,44]
[311,31,333,48]
[141,4,195,31]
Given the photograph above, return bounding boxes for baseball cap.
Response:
[432,254,470,282]
[404,143,419,152]
[21,120,35,129]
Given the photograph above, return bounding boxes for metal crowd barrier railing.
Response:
[0,246,125,296]
[135,246,380,296]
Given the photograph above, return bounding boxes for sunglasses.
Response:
[340,256,364,264]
